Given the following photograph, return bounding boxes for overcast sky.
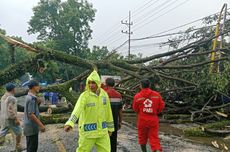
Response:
[0,0,229,56]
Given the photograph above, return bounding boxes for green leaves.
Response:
[28,0,96,56]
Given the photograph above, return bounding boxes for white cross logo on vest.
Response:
[143,99,153,113]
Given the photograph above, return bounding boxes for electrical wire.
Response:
[106,0,181,46]
[133,0,178,26]
[94,0,161,45]
[133,0,191,31]
[114,24,216,51]
[107,4,229,53]
[130,38,192,49]
[112,40,128,50]
[131,9,229,42]
[131,24,216,41]
[124,0,161,21]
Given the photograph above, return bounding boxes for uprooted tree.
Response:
[0,9,230,124]
[0,27,230,123]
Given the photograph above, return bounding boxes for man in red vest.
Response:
[103,78,122,152]
[133,79,165,152]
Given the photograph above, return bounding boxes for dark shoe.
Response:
[141,145,147,152]
[0,137,5,145]
[15,145,26,152]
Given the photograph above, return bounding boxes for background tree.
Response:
[28,0,96,56]
[27,0,97,82]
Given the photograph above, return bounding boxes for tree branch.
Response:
[127,30,230,64]
[149,57,229,70]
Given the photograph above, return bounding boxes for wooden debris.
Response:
[216,111,228,118]
[211,141,219,149]
[202,127,230,136]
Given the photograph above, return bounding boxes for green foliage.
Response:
[87,46,109,60]
[184,127,208,137]
[0,28,6,35]
[28,0,96,56]
[27,0,98,82]
[40,114,70,124]
[152,13,230,105]
[32,61,60,83]
[195,62,230,103]
[157,59,230,105]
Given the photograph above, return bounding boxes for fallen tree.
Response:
[0,29,230,123]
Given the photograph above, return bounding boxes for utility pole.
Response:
[210,3,227,73]
[121,11,133,60]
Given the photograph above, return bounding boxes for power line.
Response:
[97,0,229,48]
[115,24,216,51]
[130,42,170,49]
[131,24,216,41]
[130,37,198,49]
[130,0,161,20]
[133,0,177,26]
[107,35,127,48]
[94,0,161,45]
[121,0,159,21]
[111,24,215,52]
[132,10,225,41]
[110,7,228,53]
[97,30,121,45]
[104,0,171,47]
[132,31,185,41]
[133,0,191,31]
[112,40,128,51]
[106,0,181,46]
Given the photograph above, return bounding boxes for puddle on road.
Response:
[161,123,230,151]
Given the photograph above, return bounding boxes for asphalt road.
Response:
[0,122,218,152]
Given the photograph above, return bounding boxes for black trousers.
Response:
[26,134,39,152]
[110,130,118,152]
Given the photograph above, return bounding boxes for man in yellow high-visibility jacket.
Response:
[64,70,114,152]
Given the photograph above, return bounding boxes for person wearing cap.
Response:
[64,70,114,152]
[0,83,23,151]
[103,78,123,152]
[24,80,45,152]
[133,79,165,152]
